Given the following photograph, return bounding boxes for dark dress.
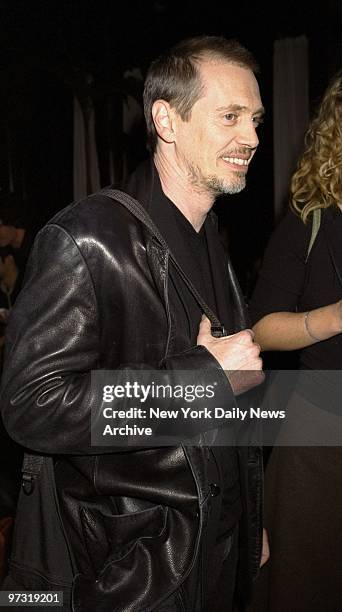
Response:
[249,207,342,612]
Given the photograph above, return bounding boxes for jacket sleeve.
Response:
[1,223,236,454]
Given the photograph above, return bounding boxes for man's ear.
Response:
[151,100,176,144]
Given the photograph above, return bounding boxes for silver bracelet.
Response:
[304,311,321,342]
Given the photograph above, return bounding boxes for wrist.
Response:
[332,300,342,334]
[303,311,322,342]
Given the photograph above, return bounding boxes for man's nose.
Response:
[236,119,259,150]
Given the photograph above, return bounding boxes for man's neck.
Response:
[154,153,214,233]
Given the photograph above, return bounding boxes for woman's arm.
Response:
[253,300,342,351]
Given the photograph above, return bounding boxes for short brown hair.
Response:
[143,35,259,152]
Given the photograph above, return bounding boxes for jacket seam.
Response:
[45,222,99,324]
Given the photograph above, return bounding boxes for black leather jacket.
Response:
[1,161,262,611]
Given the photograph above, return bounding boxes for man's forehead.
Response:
[199,60,258,86]
[198,58,254,78]
[196,61,262,108]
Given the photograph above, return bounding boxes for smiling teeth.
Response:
[223,157,249,166]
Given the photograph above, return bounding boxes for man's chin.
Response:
[205,174,246,197]
[219,177,246,195]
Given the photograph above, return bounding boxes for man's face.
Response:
[173,61,264,197]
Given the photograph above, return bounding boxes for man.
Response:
[1,36,265,611]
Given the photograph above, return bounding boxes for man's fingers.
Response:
[198,322,259,348]
[197,315,211,341]
[235,328,255,343]
[227,369,265,396]
[260,528,270,567]
[198,315,211,331]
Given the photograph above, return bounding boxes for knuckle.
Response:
[245,328,254,339]
[256,358,263,370]
[240,330,250,340]
[253,344,261,357]
[254,342,261,353]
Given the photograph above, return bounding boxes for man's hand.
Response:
[260,528,270,567]
[197,316,264,395]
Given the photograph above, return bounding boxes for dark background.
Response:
[1,0,341,294]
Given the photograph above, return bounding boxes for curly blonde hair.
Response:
[291,70,342,223]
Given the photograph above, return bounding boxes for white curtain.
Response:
[273,35,309,221]
[73,92,143,197]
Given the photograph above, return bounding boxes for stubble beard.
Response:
[206,173,246,196]
[186,161,246,197]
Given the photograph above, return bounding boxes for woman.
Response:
[249,71,342,611]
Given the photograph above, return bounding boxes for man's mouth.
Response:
[221,156,250,166]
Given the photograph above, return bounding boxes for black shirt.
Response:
[150,175,242,537]
[250,208,342,370]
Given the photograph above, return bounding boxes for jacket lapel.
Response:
[205,216,248,334]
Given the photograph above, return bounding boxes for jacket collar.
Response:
[122,158,155,214]
[122,157,219,227]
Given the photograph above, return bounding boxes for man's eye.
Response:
[224,113,236,121]
[253,116,264,127]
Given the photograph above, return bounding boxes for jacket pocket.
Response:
[79,503,167,575]
[74,504,173,611]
